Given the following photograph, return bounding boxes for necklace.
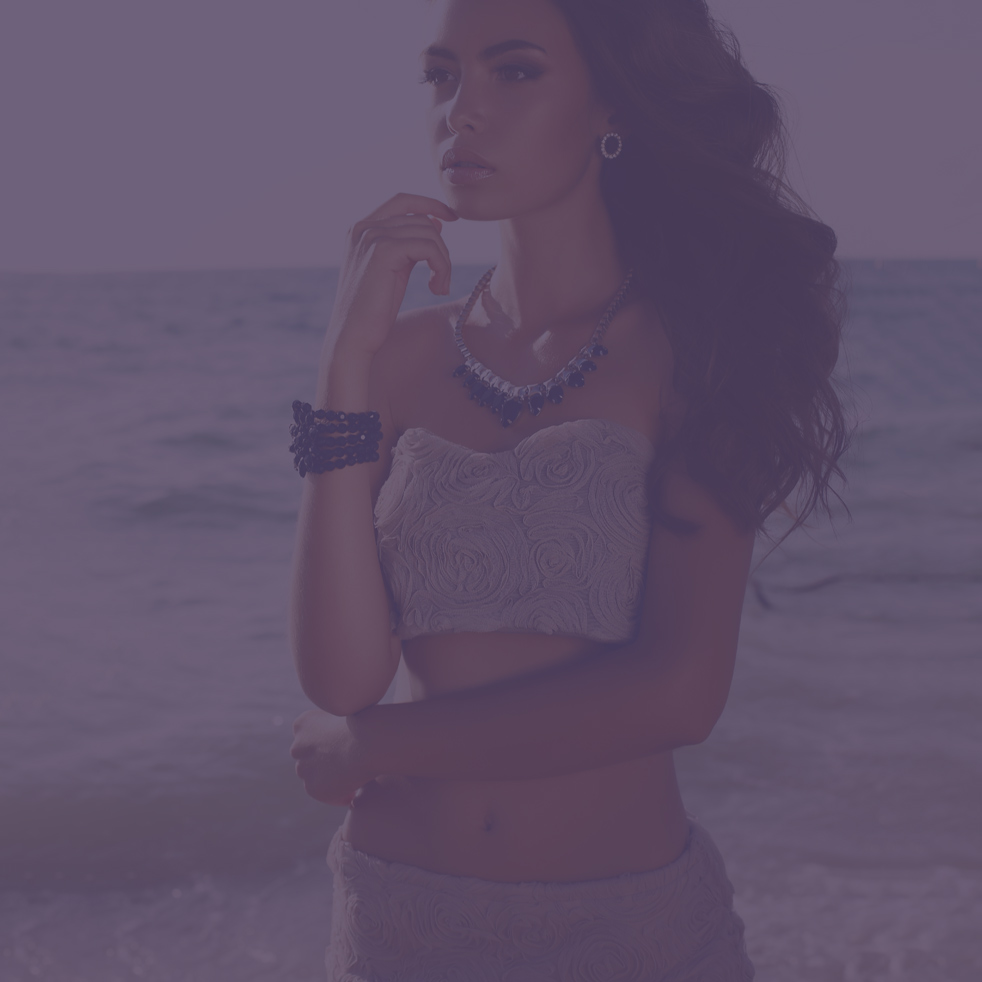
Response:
[451,265,635,428]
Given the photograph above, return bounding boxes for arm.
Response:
[349,466,756,781]
[288,192,457,717]
[288,338,401,716]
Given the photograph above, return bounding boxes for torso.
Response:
[343,286,692,883]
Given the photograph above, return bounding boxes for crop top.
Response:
[373,417,657,643]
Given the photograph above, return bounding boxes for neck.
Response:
[483,178,629,340]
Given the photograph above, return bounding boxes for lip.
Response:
[441,147,495,171]
[445,164,495,185]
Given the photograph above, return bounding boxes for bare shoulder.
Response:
[612,295,677,443]
[631,296,674,388]
[352,301,460,509]
[374,298,465,429]
[388,298,461,349]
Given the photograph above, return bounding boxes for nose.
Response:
[445,75,486,135]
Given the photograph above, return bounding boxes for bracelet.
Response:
[289,400,382,477]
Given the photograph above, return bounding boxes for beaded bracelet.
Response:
[289,400,382,477]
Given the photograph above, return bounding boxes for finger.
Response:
[351,215,451,268]
[352,213,438,234]
[363,193,458,224]
[361,223,452,277]
[366,233,453,295]
[349,215,453,293]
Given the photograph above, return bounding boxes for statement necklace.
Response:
[451,265,635,428]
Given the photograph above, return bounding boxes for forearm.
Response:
[348,641,707,782]
[288,343,396,715]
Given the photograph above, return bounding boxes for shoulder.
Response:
[632,299,674,394]
[373,298,465,429]
[376,299,458,370]
[387,298,461,352]
[352,301,461,509]
[611,294,679,446]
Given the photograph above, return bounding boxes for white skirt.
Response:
[325,815,755,981]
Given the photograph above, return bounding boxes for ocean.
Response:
[1,260,980,981]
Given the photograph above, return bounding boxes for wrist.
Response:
[323,327,376,370]
[316,346,374,411]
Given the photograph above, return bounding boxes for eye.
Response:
[496,64,541,82]
[418,67,454,86]
[418,64,542,86]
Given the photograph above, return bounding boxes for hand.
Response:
[328,192,459,360]
[290,709,380,807]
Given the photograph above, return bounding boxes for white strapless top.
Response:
[373,417,656,642]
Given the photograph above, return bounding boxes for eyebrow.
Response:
[421,39,547,62]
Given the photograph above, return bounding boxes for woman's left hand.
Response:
[290,709,380,806]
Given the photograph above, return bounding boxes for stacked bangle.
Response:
[289,400,382,477]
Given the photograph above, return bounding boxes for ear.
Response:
[600,109,629,140]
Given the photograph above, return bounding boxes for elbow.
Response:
[671,682,728,747]
[672,659,734,746]
[298,673,383,717]
[299,677,347,716]
[294,663,340,714]
[293,641,399,717]
[680,696,728,746]
[296,664,386,717]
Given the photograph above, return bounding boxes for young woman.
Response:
[289,0,849,978]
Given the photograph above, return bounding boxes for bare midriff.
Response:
[341,630,692,884]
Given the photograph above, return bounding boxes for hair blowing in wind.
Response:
[549,0,852,539]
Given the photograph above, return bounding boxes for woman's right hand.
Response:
[328,193,459,361]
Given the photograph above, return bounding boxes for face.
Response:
[420,0,616,221]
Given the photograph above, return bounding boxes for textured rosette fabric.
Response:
[325,818,755,981]
[373,418,657,643]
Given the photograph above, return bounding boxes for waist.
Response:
[399,629,621,699]
[343,752,689,882]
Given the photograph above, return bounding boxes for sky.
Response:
[0,0,979,273]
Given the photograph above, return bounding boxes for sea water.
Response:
[1,261,979,981]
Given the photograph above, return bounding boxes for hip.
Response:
[327,812,755,981]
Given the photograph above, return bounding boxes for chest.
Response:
[390,295,669,456]
[373,419,656,645]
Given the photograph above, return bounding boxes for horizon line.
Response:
[2,256,981,277]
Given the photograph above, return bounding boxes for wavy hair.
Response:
[550,0,853,539]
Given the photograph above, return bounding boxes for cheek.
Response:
[514,101,596,180]
[478,107,594,216]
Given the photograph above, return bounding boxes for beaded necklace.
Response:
[451,265,635,428]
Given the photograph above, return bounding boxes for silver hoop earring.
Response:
[600,132,623,160]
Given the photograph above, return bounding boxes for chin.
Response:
[442,194,508,223]
[442,184,527,224]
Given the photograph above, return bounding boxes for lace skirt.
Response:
[325,816,755,981]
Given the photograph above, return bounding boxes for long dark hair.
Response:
[552,0,852,538]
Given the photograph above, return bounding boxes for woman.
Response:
[289,0,849,978]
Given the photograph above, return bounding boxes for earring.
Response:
[600,132,623,160]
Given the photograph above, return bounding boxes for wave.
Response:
[766,570,982,592]
[157,431,249,452]
[1,770,345,891]
[96,484,296,528]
